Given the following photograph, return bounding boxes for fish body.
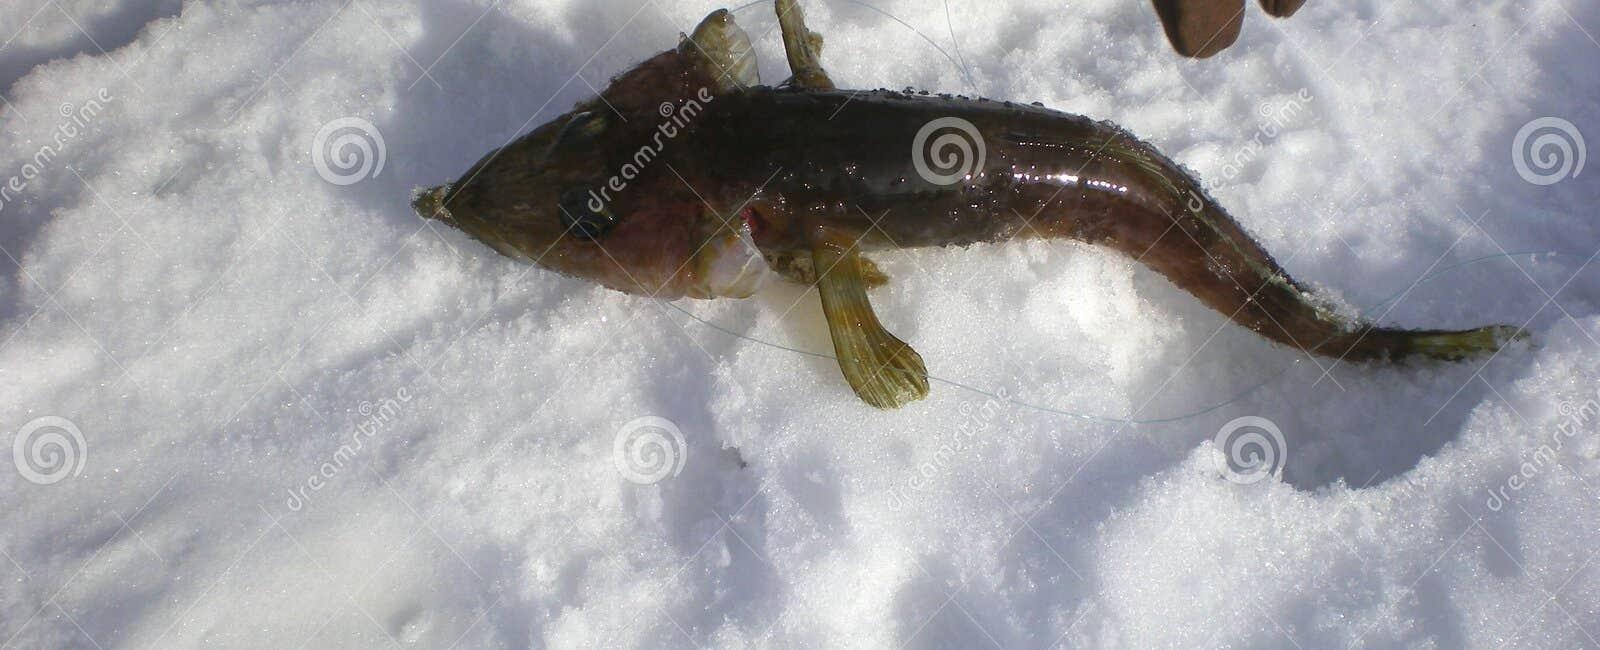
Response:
[415,2,1521,408]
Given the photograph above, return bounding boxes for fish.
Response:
[413,0,1523,409]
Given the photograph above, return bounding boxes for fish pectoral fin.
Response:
[775,0,834,90]
[813,240,928,408]
[683,9,760,91]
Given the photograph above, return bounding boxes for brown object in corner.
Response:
[1152,0,1244,58]
[1259,0,1307,18]
[1152,0,1309,58]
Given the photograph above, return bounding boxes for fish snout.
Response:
[412,185,453,224]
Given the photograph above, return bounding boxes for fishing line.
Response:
[729,0,980,94]
[669,250,1587,424]
[685,3,1580,422]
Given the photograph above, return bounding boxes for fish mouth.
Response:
[412,184,452,223]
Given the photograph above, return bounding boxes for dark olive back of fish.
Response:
[696,88,1181,248]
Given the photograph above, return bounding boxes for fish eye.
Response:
[558,188,618,240]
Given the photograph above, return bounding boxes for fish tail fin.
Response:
[1084,175,1525,363]
[1337,324,1527,362]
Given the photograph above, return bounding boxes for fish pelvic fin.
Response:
[813,239,928,409]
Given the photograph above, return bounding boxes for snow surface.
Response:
[2,0,1599,647]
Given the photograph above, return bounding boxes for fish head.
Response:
[412,9,766,299]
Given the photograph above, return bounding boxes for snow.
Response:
[1,0,1598,647]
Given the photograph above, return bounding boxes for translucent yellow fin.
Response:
[813,241,928,408]
[683,9,759,91]
[775,0,833,89]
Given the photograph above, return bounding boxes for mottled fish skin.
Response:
[677,87,1519,362]
[413,45,732,299]
[416,3,1521,407]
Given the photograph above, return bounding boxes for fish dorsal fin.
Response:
[681,9,759,92]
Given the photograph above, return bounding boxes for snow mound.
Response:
[1,0,1598,647]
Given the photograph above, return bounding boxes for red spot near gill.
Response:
[741,206,765,240]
